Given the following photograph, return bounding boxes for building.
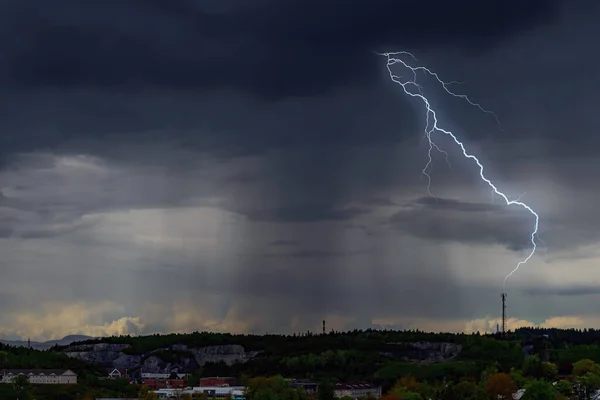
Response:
[333,383,381,399]
[106,368,128,379]
[142,373,187,380]
[143,378,186,390]
[153,386,245,399]
[0,369,77,384]
[141,373,187,390]
[199,376,237,387]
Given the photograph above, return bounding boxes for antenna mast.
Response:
[501,293,507,336]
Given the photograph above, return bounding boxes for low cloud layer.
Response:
[391,197,534,251]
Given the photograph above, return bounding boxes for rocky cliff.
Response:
[381,341,462,362]
[62,343,259,373]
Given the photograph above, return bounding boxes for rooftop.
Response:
[334,383,380,390]
[2,369,76,376]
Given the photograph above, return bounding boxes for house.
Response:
[199,376,237,387]
[513,388,526,399]
[333,383,381,399]
[141,373,188,390]
[0,369,77,384]
[143,378,186,390]
[106,368,128,379]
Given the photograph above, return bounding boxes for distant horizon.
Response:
[0,325,593,345]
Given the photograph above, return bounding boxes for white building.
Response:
[334,383,382,399]
[153,386,245,399]
[142,372,186,379]
[1,369,77,384]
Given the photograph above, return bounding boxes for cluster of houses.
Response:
[0,369,382,400]
[149,378,381,400]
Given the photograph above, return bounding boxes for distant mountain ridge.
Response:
[0,335,96,350]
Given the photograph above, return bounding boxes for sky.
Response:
[1,0,600,341]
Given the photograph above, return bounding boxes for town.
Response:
[2,328,600,399]
[0,368,383,400]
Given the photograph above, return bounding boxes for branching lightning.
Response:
[380,51,539,290]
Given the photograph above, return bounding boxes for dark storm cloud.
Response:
[0,197,95,240]
[391,196,534,251]
[269,240,297,247]
[413,197,500,213]
[243,204,371,223]
[0,85,422,167]
[0,0,582,168]
[263,248,373,259]
[1,0,564,99]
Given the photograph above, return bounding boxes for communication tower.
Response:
[501,293,507,336]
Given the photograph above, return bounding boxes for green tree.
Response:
[254,387,278,400]
[540,362,558,381]
[416,381,434,399]
[192,392,208,400]
[245,376,313,400]
[12,374,30,391]
[391,376,422,396]
[479,365,498,387]
[443,380,485,400]
[399,393,422,400]
[0,351,9,367]
[84,374,98,386]
[554,380,573,397]
[318,380,335,400]
[509,369,527,388]
[522,380,556,400]
[298,388,310,400]
[187,372,201,386]
[573,359,600,377]
[522,355,542,378]
[138,385,159,400]
[575,372,600,400]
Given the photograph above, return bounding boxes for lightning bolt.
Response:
[380,51,539,291]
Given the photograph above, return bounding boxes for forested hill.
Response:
[4,327,600,397]
[514,327,600,344]
[46,328,600,387]
[56,329,466,355]
[59,327,600,354]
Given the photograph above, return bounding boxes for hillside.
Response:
[0,341,135,399]
[2,327,600,398]
[48,327,600,390]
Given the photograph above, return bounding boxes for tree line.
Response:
[5,328,600,398]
